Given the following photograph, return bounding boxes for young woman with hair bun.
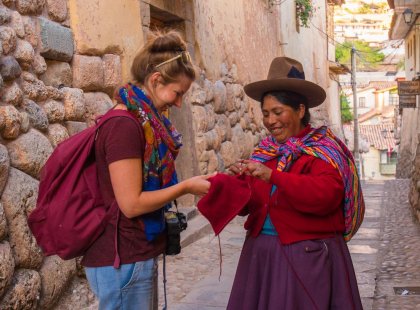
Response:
[82,30,211,309]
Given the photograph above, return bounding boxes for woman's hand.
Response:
[241,160,272,182]
[183,173,214,197]
[227,161,247,175]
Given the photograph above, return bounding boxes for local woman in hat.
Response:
[198,57,364,309]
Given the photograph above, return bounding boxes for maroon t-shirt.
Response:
[82,116,166,267]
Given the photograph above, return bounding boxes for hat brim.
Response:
[244,78,326,108]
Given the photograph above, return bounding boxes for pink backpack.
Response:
[28,109,141,267]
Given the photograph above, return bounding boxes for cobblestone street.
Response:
[372,180,420,309]
[157,179,420,309]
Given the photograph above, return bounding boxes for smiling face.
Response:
[262,95,306,143]
[147,73,192,114]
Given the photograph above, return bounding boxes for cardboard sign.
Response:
[399,95,417,108]
[398,81,420,95]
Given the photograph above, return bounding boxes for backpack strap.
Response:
[96,108,143,269]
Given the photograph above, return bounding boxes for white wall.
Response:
[361,147,395,180]
[347,88,376,115]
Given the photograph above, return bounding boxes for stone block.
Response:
[39,60,72,87]
[22,99,49,131]
[0,56,22,81]
[0,26,16,54]
[204,79,214,103]
[1,81,23,106]
[231,124,246,158]
[213,80,227,113]
[204,104,216,131]
[249,99,263,125]
[10,11,25,39]
[0,144,9,196]
[13,39,34,69]
[103,54,121,93]
[68,0,142,81]
[206,150,218,174]
[65,121,87,136]
[16,0,45,15]
[0,105,21,139]
[0,6,11,25]
[243,131,255,158]
[47,123,69,147]
[226,83,244,112]
[230,64,239,82]
[0,269,41,309]
[72,55,104,91]
[41,99,65,123]
[19,111,30,133]
[216,114,232,141]
[32,54,47,75]
[0,203,7,240]
[185,82,206,106]
[139,1,150,26]
[1,168,43,268]
[192,105,207,133]
[38,256,76,309]
[195,135,207,156]
[45,85,64,100]
[20,71,48,101]
[39,17,74,62]
[0,241,15,297]
[22,16,39,48]
[220,141,235,167]
[228,111,240,127]
[84,92,113,126]
[204,129,221,152]
[62,87,86,121]
[2,0,14,7]
[198,161,207,174]
[7,128,52,178]
[46,0,67,22]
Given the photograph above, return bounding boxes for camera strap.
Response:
[162,199,178,310]
[162,253,168,310]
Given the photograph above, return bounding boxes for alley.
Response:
[158,179,420,309]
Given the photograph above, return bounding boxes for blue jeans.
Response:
[85,258,157,310]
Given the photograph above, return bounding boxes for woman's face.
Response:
[149,73,192,114]
[262,95,306,143]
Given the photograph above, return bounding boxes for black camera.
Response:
[165,210,187,255]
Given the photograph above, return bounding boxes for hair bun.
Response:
[149,31,186,53]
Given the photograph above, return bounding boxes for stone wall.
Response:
[409,135,420,222]
[399,107,420,223]
[0,0,120,308]
[185,65,266,176]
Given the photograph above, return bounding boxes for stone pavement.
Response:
[157,179,420,309]
[371,180,420,309]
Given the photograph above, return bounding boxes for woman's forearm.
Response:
[123,181,189,218]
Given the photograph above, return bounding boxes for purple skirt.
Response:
[227,234,363,310]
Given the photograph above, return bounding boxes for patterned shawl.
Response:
[115,83,182,241]
[251,126,365,242]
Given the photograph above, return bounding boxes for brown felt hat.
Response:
[244,57,326,108]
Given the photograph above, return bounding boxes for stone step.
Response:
[180,208,213,248]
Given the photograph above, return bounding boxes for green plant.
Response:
[296,0,313,28]
[340,94,353,123]
[335,40,385,70]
